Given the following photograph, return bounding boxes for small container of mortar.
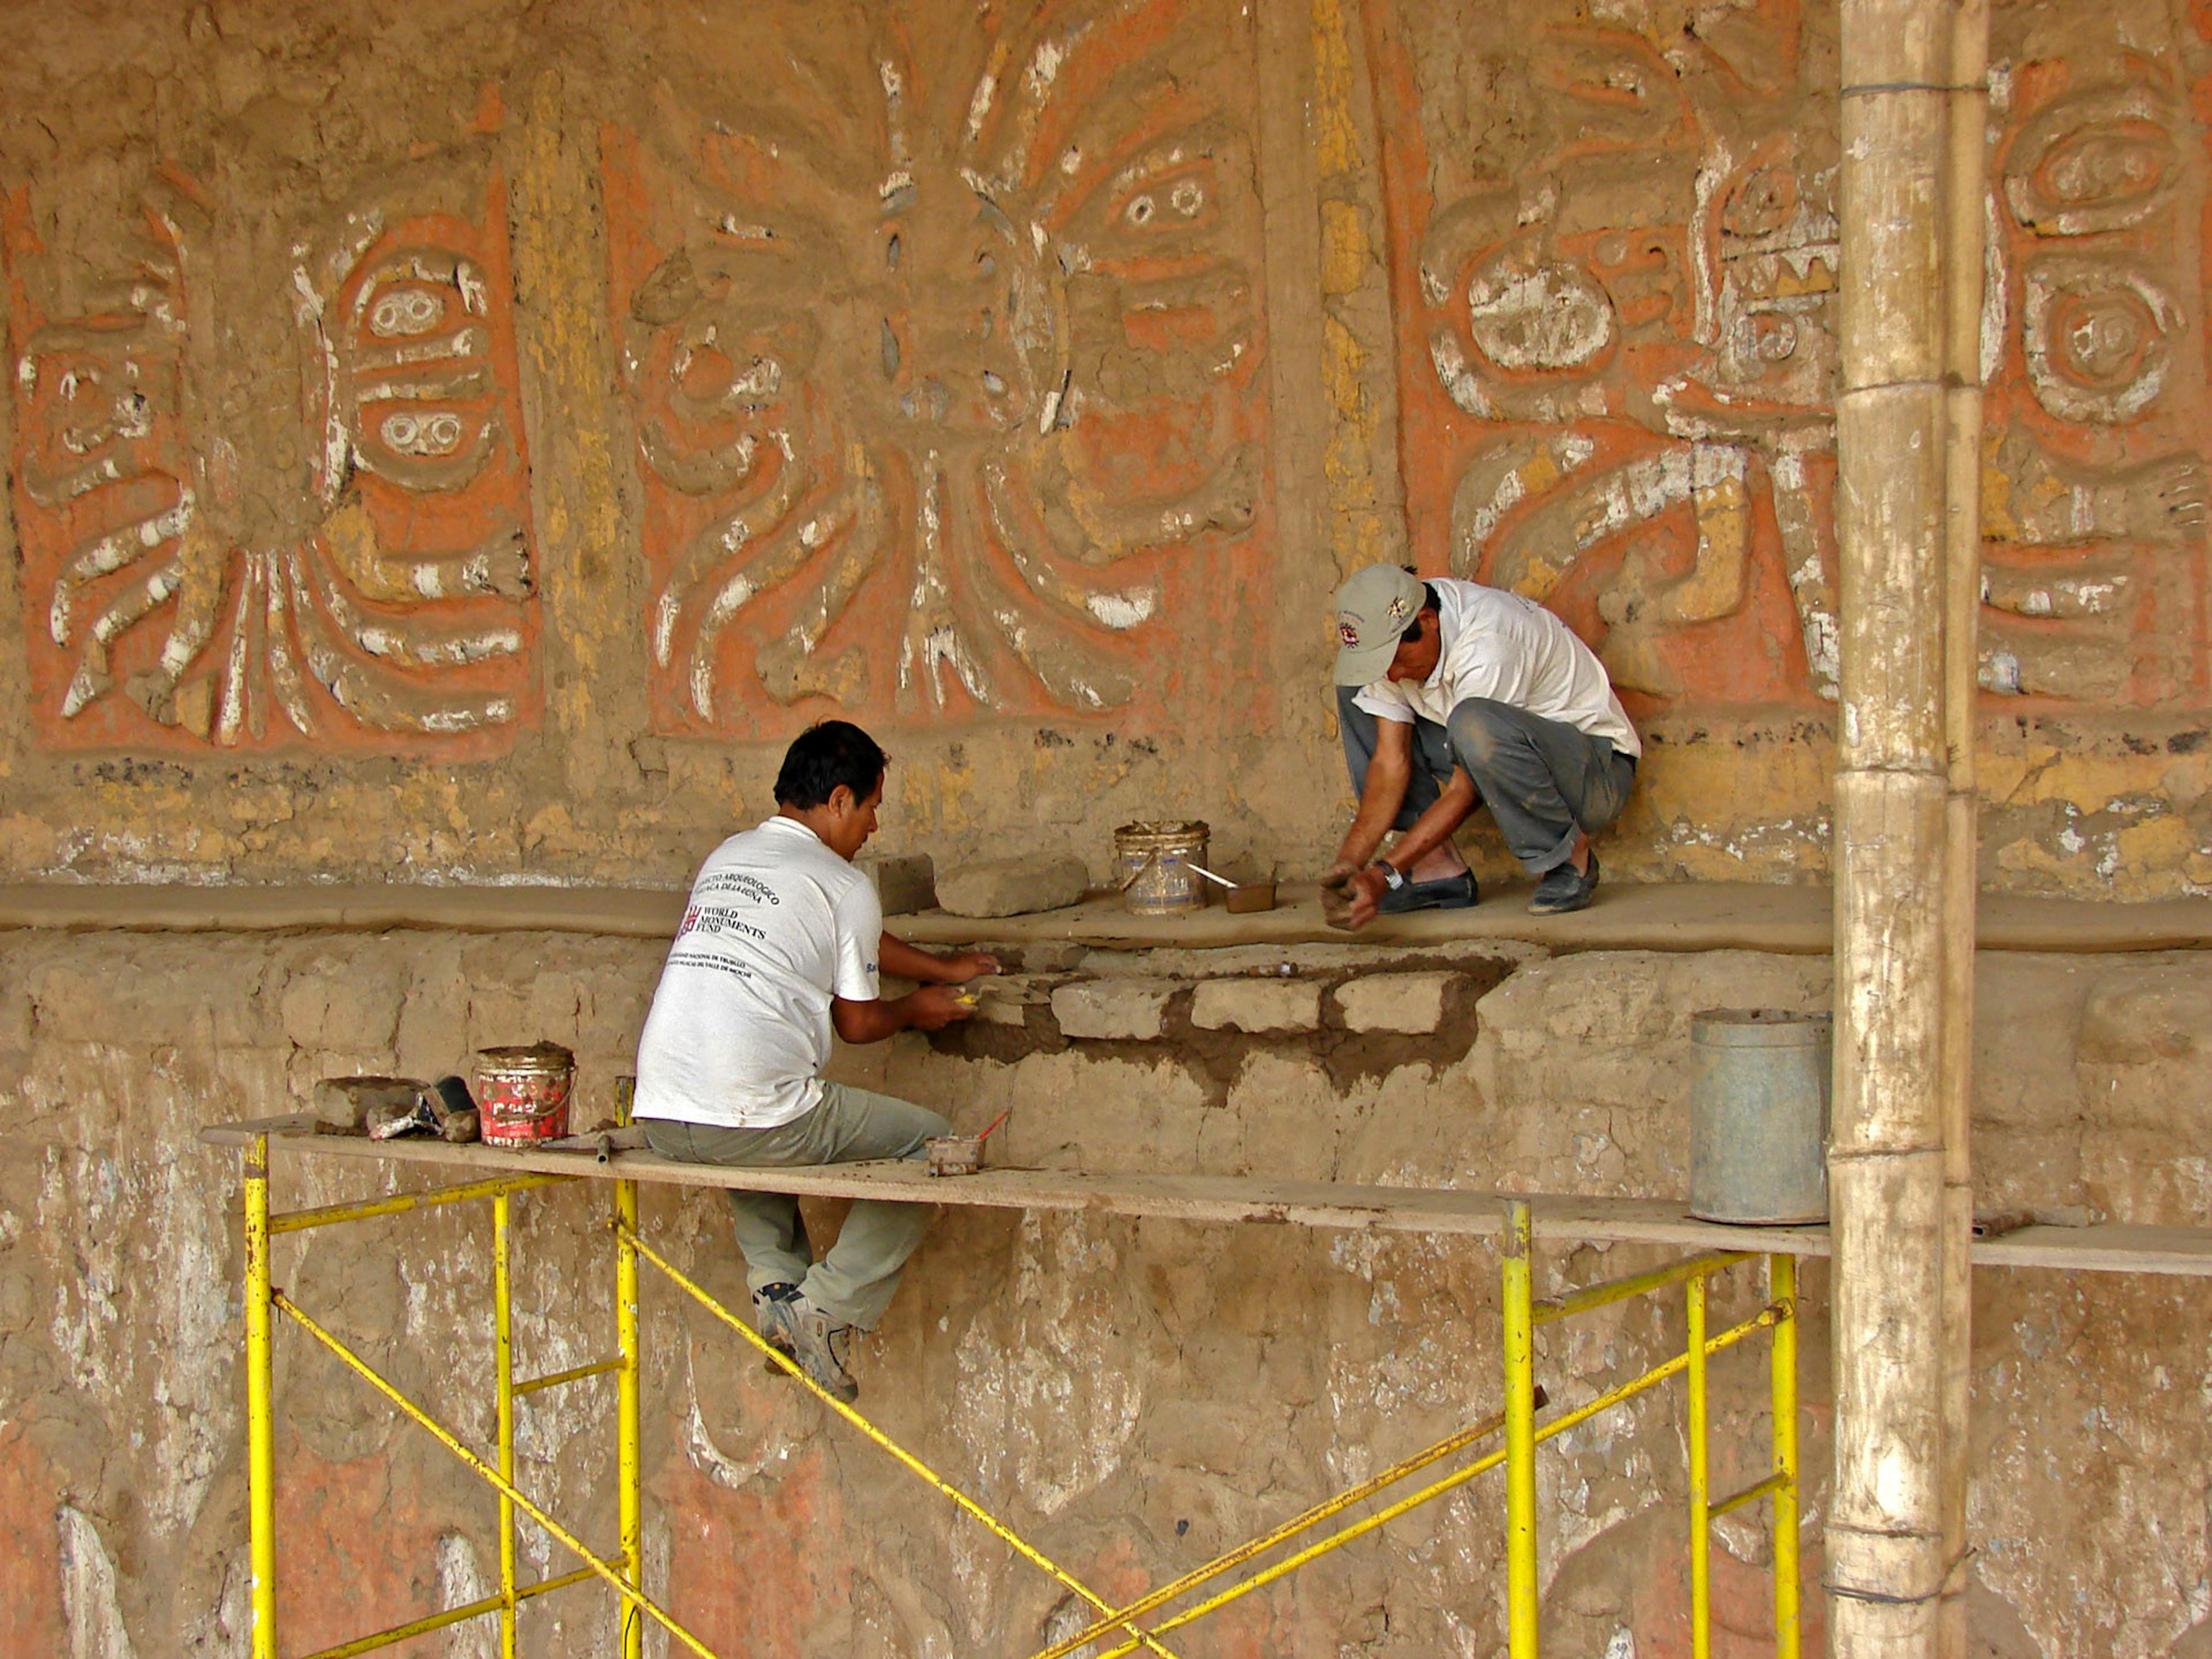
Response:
[926,1107,1010,1177]
[926,1134,987,1176]
[1224,872,1278,913]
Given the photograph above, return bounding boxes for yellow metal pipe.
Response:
[301,1594,500,1659]
[616,1176,643,1659]
[297,1565,600,1659]
[1770,1253,1801,1659]
[1034,1400,1525,1659]
[1504,1199,1539,1659]
[1710,1471,1789,1520]
[1534,1251,1752,1325]
[244,1136,279,1659]
[516,1356,624,1396]
[270,1292,720,1659]
[270,1173,572,1235]
[624,1224,1184,1659]
[615,1081,643,1659]
[1688,1274,1710,1659]
[494,1193,517,1659]
[1086,1300,1789,1659]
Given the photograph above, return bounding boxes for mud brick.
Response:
[1332,971,1462,1035]
[1050,980,1178,1041]
[1191,980,1321,1034]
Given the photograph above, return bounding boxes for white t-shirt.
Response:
[1352,579,1641,759]
[633,816,882,1130]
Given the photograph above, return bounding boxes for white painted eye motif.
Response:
[1170,180,1206,217]
[380,411,468,454]
[369,287,446,338]
[1126,194,1156,227]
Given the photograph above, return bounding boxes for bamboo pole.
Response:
[1937,8,1989,1655]
[1831,2,1986,1655]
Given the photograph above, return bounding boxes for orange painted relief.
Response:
[606,0,1273,740]
[1366,0,2212,717]
[4,147,538,755]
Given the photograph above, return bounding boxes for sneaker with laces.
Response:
[777,1292,860,1403]
[752,1282,802,1374]
[1529,852,1599,915]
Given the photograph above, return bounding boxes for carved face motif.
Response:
[613,1,1268,731]
[336,248,502,492]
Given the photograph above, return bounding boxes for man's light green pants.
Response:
[642,1082,947,1329]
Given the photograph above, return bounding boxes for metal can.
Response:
[1114,821,1211,916]
[1688,1009,1831,1224]
[474,1042,577,1148]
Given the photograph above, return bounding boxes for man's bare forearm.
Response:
[1376,769,1476,874]
[879,934,952,983]
[1333,753,1412,873]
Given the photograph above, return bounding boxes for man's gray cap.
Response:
[1331,564,1427,686]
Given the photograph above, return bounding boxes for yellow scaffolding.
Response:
[220,1118,1807,1659]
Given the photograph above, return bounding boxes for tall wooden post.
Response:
[1831,3,1986,1656]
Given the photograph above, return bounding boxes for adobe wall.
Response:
[4,3,2212,1658]
[1,926,2208,1657]
[0,0,2206,895]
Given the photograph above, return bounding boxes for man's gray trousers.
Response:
[1337,686,1636,874]
[642,1082,947,1329]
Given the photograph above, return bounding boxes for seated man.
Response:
[632,719,996,1402]
[1323,564,1640,923]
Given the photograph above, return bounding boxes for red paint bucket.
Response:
[474,1042,575,1147]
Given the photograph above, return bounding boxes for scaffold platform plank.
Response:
[199,1120,2212,1277]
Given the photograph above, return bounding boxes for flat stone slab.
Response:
[935,856,1090,919]
[8,881,2211,956]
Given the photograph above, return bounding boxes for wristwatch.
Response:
[1371,861,1407,892]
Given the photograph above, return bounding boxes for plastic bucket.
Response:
[475,1042,576,1148]
[1115,821,1210,916]
[1688,1009,1830,1224]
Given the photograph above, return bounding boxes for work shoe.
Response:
[752,1282,802,1374]
[773,1293,860,1404]
[1529,853,1599,916]
[1376,869,1479,914]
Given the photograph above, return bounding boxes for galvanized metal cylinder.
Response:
[1114,820,1210,916]
[1689,1009,1831,1224]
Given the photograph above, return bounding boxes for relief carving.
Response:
[1381,0,2212,714]
[4,147,535,751]
[1980,54,2209,704]
[609,0,1269,735]
[1386,3,1842,705]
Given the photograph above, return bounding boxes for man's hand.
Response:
[937,951,1001,984]
[903,983,981,1031]
[1322,865,1388,931]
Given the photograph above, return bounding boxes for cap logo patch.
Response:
[1385,594,1411,624]
[1337,616,1361,648]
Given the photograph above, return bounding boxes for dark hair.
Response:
[774,721,888,809]
[1399,569,1442,644]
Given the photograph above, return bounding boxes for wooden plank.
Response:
[194,1126,2212,1274]
[1971,1223,2212,1278]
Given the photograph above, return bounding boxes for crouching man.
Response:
[632,720,996,1402]
[1324,564,1640,924]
